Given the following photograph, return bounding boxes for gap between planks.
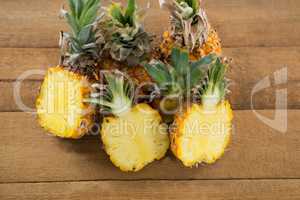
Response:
[2,177,300,185]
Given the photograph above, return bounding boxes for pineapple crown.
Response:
[86,71,134,117]
[100,0,152,66]
[109,0,137,27]
[144,48,216,99]
[196,57,229,109]
[144,48,229,109]
[173,0,200,19]
[159,0,209,51]
[60,0,104,69]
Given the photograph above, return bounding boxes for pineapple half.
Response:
[87,72,169,171]
[159,0,222,61]
[145,48,233,167]
[99,0,152,84]
[36,0,103,138]
[36,66,93,139]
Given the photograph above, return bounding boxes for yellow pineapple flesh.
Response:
[171,101,233,167]
[101,103,169,172]
[36,66,94,139]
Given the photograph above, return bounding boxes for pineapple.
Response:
[144,48,233,167]
[159,0,222,61]
[87,72,169,171]
[36,0,103,138]
[98,0,152,84]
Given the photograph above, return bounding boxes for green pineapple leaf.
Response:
[110,0,136,26]
[190,54,216,87]
[144,62,172,86]
[124,0,136,26]
[190,67,203,89]
[190,0,199,13]
[69,37,82,53]
[78,25,93,44]
[110,3,126,25]
[79,0,100,27]
[68,0,76,16]
[210,58,225,89]
[171,48,189,75]
[81,0,98,17]
[191,54,216,69]
[74,0,84,19]
[65,13,80,35]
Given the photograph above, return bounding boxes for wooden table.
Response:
[1,0,300,199]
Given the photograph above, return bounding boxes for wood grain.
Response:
[0,0,300,48]
[0,48,59,80]
[0,0,299,198]
[1,47,299,111]
[1,110,299,183]
[1,180,300,200]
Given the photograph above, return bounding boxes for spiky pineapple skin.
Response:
[36,66,94,139]
[101,58,152,85]
[170,101,233,167]
[101,103,169,172]
[160,29,222,61]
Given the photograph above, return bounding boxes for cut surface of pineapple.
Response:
[171,101,233,167]
[101,103,169,172]
[36,66,93,139]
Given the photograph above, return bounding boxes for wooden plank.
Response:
[1,47,299,111]
[0,0,300,48]
[0,110,299,183]
[0,81,40,112]
[0,48,59,80]
[1,180,300,200]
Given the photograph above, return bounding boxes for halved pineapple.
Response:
[102,103,169,171]
[87,72,169,171]
[171,101,233,166]
[36,66,94,139]
[159,0,222,60]
[144,48,232,167]
[36,0,102,138]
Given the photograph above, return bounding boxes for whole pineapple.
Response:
[99,0,153,84]
[144,48,233,167]
[159,0,222,61]
[36,0,103,138]
[87,72,169,171]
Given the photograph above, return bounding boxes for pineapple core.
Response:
[171,101,233,167]
[36,67,92,139]
[101,103,170,172]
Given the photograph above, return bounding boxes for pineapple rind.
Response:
[36,66,94,139]
[171,101,233,167]
[101,103,169,172]
[160,28,222,61]
[101,59,152,85]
